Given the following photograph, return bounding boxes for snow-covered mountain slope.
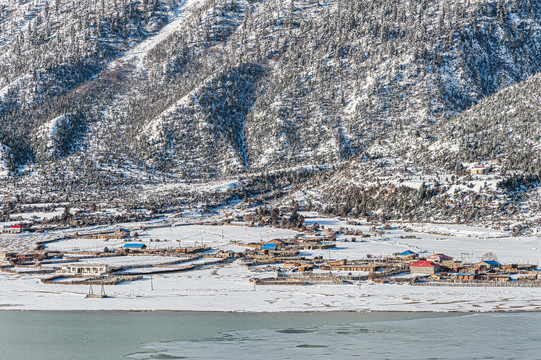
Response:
[123,0,541,175]
[0,0,185,162]
[109,0,203,71]
[418,72,541,172]
[2,0,541,173]
[304,71,541,223]
[0,0,541,222]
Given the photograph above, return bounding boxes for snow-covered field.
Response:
[1,216,541,312]
[303,216,539,264]
[1,262,541,312]
[44,225,300,252]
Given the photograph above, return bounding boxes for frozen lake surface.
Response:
[0,311,539,360]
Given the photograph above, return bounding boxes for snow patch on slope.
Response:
[109,0,203,72]
[36,114,69,157]
[0,144,11,177]
[140,71,217,143]
[140,92,194,143]
[0,75,31,102]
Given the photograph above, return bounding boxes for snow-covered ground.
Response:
[5,209,64,222]
[44,225,300,253]
[1,217,541,312]
[1,262,541,312]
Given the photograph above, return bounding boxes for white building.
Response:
[59,264,108,276]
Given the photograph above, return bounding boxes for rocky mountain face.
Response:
[1,0,541,221]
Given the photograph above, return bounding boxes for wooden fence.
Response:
[0,266,56,275]
[412,281,541,288]
[41,275,143,285]
[254,273,343,285]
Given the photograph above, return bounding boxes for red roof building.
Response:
[8,224,30,233]
[410,260,441,274]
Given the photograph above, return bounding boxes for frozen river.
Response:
[1,311,540,359]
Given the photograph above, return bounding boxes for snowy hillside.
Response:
[0,0,540,222]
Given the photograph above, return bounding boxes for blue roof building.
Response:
[123,243,147,249]
[397,250,418,256]
[261,243,277,250]
[396,250,418,258]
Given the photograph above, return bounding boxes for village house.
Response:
[123,243,147,251]
[470,166,491,175]
[8,223,30,234]
[258,248,299,257]
[479,273,510,282]
[58,264,108,276]
[298,264,314,272]
[440,260,465,273]
[328,259,347,266]
[410,260,441,274]
[260,243,278,251]
[395,250,418,260]
[518,273,538,281]
[454,273,477,281]
[426,253,453,263]
[517,263,538,271]
[14,252,47,264]
[113,229,130,238]
[219,250,239,259]
[475,260,501,271]
[79,228,131,240]
[297,241,336,250]
[268,238,287,245]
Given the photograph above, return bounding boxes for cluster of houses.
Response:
[399,251,538,282]
[246,244,539,285]
[2,220,540,286]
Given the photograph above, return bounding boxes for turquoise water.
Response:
[0,311,539,359]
